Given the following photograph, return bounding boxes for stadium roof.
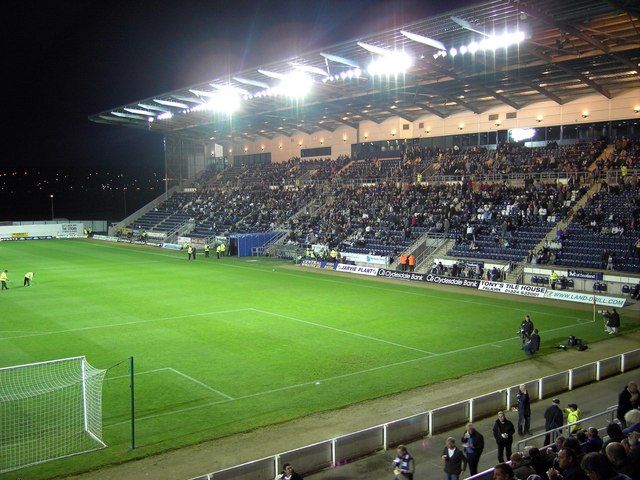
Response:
[90,0,640,143]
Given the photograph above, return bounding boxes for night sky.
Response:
[5,0,475,220]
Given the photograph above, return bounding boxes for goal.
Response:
[0,356,107,473]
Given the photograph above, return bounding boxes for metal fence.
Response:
[189,348,640,480]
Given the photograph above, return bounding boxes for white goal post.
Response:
[0,356,107,474]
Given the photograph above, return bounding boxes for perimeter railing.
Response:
[187,348,640,480]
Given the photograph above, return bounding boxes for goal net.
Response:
[0,356,107,473]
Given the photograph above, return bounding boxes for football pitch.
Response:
[2,239,638,479]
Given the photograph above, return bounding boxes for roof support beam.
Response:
[418,85,482,114]
[523,46,613,99]
[511,75,565,105]
[516,2,639,73]
[334,118,359,129]
[607,0,640,19]
[393,111,417,122]
[414,103,448,118]
[423,60,520,110]
[358,112,383,124]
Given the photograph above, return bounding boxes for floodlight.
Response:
[210,83,250,95]
[510,128,536,142]
[258,69,285,79]
[357,41,393,56]
[124,108,156,116]
[193,87,242,114]
[468,42,479,54]
[154,99,189,108]
[111,111,146,120]
[158,112,173,120]
[138,103,171,112]
[449,47,458,57]
[367,51,413,76]
[233,76,270,89]
[400,30,446,50]
[320,52,360,68]
[460,45,468,54]
[291,63,329,77]
[276,71,313,98]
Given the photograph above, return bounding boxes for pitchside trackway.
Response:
[1,239,638,480]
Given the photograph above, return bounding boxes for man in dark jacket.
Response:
[617,381,638,428]
[524,329,541,355]
[520,315,534,343]
[493,411,515,463]
[461,423,484,476]
[547,448,588,480]
[544,398,564,446]
[441,437,466,480]
[517,384,531,436]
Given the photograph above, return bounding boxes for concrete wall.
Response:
[226,88,640,163]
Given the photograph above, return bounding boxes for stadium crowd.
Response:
[127,138,640,272]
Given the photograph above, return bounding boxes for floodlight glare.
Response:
[468,41,479,54]
[449,47,458,57]
[158,112,173,120]
[460,45,468,54]
[510,128,536,142]
[367,51,413,76]
[193,87,241,114]
[276,71,314,98]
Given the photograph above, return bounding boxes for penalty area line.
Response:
[105,316,591,429]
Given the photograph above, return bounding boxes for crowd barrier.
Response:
[188,348,640,480]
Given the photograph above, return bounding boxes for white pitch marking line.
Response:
[0,308,252,341]
[491,344,503,348]
[251,308,436,356]
[168,368,235,400]
[105,317,593,428]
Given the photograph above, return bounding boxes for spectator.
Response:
[493,462,515,480]
[603,424,627,451]
[605,442,638,480]
[461,422,485,476]
[544,399,564,446]
[580,452,630,480]
[584,427,604,453]
[392,444,415,479]
[275,463,303,480]
[623,410,640,435]
[442,437,467,480]
[528,447,553,478]
[511,452,535,479]
[547,448,588,480]
[493,411,516,462]
[517,384,532,436]
[618,382,639,428]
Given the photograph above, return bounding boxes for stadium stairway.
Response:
[415,238,457,274]
[528,181,602,258]
[388,231,440,270]
[108,184,181,236]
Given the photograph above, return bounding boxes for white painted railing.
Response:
[188,348,640,480]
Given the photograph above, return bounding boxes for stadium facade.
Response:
[90,0,640,189]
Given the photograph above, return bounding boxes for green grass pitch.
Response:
[1,239,638,479]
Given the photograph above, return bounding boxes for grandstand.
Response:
[5,0,637,479]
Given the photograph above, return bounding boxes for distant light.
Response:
[278,71,314,98]
[148,117,154,122]
[510,128,536,142]
[460,45,468,54]
[367,51,413,76]
[449,47,458,57]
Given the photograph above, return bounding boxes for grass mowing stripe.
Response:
[104,313,594,428]
[85,240,589,322]
[251,308,436,355]
[0,308,252,341]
